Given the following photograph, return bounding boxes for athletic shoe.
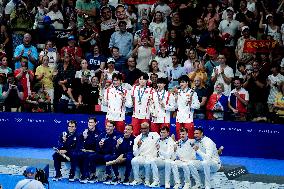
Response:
[150,181,160,187]
[52,175,62,181]
[173,183,182,189]
[130,180,142,186]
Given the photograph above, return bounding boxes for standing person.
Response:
[228,78,249,121]
[171,127,196,189]
[149,126,175,187]
[130,122,160,186]
[188,128,221,189]
[103,73,128,133]
[75,0,98,29]
[174,75,200,139]
[150,78,175,132]
[52,120,79,181]
[14,167,45,189]
[123,57,142,86]
[167,53,186,90]
[128,73,153,136]
[71,117,100,183]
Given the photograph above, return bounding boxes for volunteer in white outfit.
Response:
[149,126,175,187]
[188,128,221,189]
[103,73,129,133]
[171,127,196,189]
[131,122,160,186]
[150,77,175,132]
[174,75,200,139]
[128,73,153,136]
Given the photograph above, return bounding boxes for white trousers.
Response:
[149,157,172,184]
[188,160,221,188]
[131,156,151,182]
[171,160,191,185]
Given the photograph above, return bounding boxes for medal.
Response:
[138,87,146,105]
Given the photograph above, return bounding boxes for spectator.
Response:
[183,25,197,50]
[235,0,255,29]
[26,84,51,112]
[0,74,6,106]
[201,3,220,31]
[126,4,138,30]
[184,48,198,74]
[101,57,119,83]
[2,73,24,112]
[109,20,133,59]
[243,61,268,121]
[0,56,12,76]
[259,12,281,45]
[36,16,57,44]
[133,18,154,47]
[0,24,10,52]
[228,77,249,121]
[167,53,186,90]
[211,54,234,96]
[35,55,55,105]
[75,0,99,29]
[5,0,26,21]
[60,35,83,70]
[273,81,284,123]
[32,0,49,29]
[79,16,99,57]
[154,43,172,74]
[151,0,171,18]
[39,40,59,70]
[204,47,218,92]
[193,76,208,119]
[167,29,182,56]
[75,59,95,81]
[167,12,185,39]
[62,0,77,28]
[132,36,154,73]
[188,60,208,88]
[123,57,142,86]
[86,44,107,74]
[14,33,38,70]
[148,60,167,79]
[267,64,284,114]
[47,0,64,30]
[150,73,158,89]
[149,11,167,50]
[115,4,133,31]
[206,83,228,120]
[14,56,34,101]
[109,47,127,73]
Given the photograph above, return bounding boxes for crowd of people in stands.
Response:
[0,0,283,123]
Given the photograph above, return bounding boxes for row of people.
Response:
[53,118,221,189]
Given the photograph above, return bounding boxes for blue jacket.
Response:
[116,135,135,158]
[57,131,79,153]
[77,129,100,151]
[97,131,122,155]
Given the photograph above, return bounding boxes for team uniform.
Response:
[128,85,153,136]
[175,88,200,138]
[188,136,221,189]
[104,85,129,133]
[131,132,160,185]
[150,89,176,132]
[149,136,175,187]
[52,130,79,179]
[72,129,100,181]
[171,138,196,188]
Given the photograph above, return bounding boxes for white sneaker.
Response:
[192,184,202,189]
[144,180,151,186]
[80,179,88,184]
[150,181,160,187]
[173,183,181,189]
[130,180,142,186]
[183,182,191,189]
[165,183,171,189]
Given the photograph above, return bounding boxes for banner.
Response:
[243,40,277,53]
[124,0,156,4]
[0,113,283,159]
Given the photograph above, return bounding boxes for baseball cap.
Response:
[206,47,217,56]
[266,14,273,20]
[241,26,250,32]
[226,7,234,12]
[43,16,51,24]
[107,57,115,64]
[25,166,37,174]
[68,35,75,41]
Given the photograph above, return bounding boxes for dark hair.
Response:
[140,72,149,80]
[118,20,127,26]
[106,120,116,127]
[160,126,170,132]
[233,77,244,84]
[178,75,190,84]
[149,60,159,73]
[111,46,120,53]
[68,120,77,126]
[195,127,204,133]
[112,73,123,81]
[270,63,281,71]
[237,62,245,69]
[157,77,168,85]
[180,127,188,133]
[126,124,133,129]
[88,117,97,122]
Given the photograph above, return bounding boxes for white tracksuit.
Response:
[176,88,200,123]
[128,85,153,119]
[131,132,160,183]
[150,90,176,123]
[188,136,221,189]
[149,136,175,184]
[171,138,196,185]
[103,85,129,121]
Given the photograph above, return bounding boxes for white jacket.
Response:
[156,136,176,160]
[196,136,221,164]
[174,138,196,162]
[103,85,129,121]
[128,85,153,119]
[133,132,160,158]
[176,88,200,123]
[150,90,176,123]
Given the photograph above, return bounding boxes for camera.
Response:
[23,168,48,184]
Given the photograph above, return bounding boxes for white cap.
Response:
[226,7,234,12]
[266,14,273,20]
[107,57,115,64]
[241,26,250,32]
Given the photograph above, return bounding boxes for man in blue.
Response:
[88,121,122,184]
[105,124,135,184]
[167,53,186,90]
[52,120,79,181]
[71,117,100,183]
[14,33,38,70]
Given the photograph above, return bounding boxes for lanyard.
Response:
[116,85,124,94]
[138,87,147,104]
[178,138,188,147]
[157,90,165,102]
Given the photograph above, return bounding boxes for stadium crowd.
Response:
[0,0,283,124]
